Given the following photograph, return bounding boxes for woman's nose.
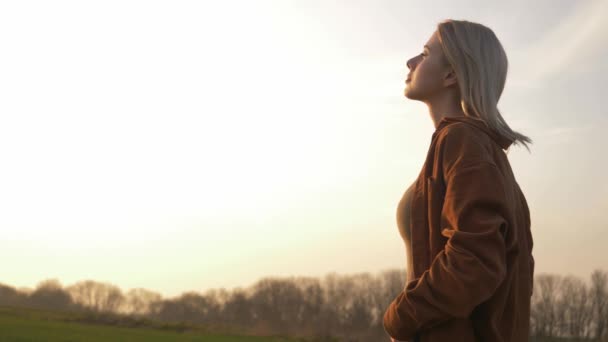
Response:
[407,57,417,70]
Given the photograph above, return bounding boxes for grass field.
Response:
[0,305,308,342]
[2,305,590,342]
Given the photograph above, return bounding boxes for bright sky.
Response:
[1,0,606,298]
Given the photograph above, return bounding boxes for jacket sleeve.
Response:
[521,186,534,296]
[383,160,509,341]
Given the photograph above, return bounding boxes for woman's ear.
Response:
[443,69,458,87]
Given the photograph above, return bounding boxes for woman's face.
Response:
[404,30,454,100]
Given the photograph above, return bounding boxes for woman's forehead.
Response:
[425,31,439,50]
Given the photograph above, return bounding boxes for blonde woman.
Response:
[383,20,534,342]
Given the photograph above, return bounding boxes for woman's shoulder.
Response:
[433,122,498,177]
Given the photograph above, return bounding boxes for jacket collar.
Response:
[435,115,514,150]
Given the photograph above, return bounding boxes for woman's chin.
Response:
[403,88,418,100]
[403,87,411,97]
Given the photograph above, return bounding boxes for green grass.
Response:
[0,305,304,342]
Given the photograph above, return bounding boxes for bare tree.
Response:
[590,269,608,341]
[321,272,354,330]
[293,277,326,337]
[556,275,593,338]
[66,280,125,313]
[0,282,27,307]
[531,273,562,337]
[123,287,162,315]
[218,287,253,329]
[248,277,306,335]
[28,278,74,311]
[343,273,375,335]
[153,292,208,323]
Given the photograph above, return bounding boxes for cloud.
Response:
[508,0,608,89]
[537,122,596,145]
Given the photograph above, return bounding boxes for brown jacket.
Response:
[383,116,534,342]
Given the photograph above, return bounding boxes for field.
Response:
[1,305,592,341]
[0,305,307,342]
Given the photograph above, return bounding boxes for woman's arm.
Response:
[383,160,509,340]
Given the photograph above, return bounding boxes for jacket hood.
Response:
[435,116,514,150]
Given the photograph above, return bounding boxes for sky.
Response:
[1,0,607,298]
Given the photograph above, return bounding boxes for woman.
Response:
[383,20,535,342]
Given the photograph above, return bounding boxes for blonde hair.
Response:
[436,19,533,153]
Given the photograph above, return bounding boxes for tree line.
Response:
[1,269,607,341]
